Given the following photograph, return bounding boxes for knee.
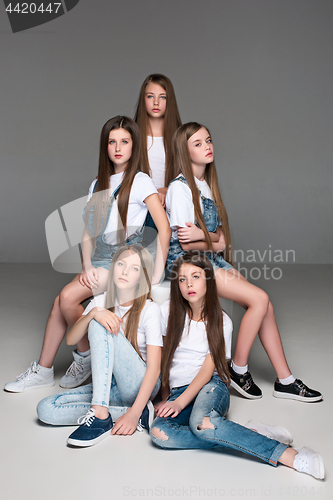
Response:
[88,319,107,340]
[49,295,61,317]
[36,396,56,425]
[254,289,270,315]
[150,422,170,449]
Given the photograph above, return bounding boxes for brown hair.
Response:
[161,252,230,386]
[173,122,232,263]
[134,74,182,187]
[84,116,140,242]
[105,245,153,358]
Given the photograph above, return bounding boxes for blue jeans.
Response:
[37,320,160,425]
[150,377,287,466]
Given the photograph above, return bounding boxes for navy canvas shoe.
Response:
[136,401,155,432]
[273,379,323,402]
[67,408,113,447]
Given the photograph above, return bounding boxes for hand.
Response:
[155,400,182,418]
[157,187,167,207]
[177,223,204,243]
[92,308,122,335]
[154,399,167,414]
[111,408,140,435]
[79,267,99,289]
[213,227,226,252]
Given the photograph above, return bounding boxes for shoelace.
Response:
[65,360,84,377]
[16,361,38,380]
[136,420,144,432]
[77,408,96,427]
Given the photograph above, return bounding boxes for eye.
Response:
[160,95,166,100]
[132,266,140,272]
[109,140,115,144]
[122,140,128,144]
[207,139,212,144]
[193,275,200,279]
[117,261,124,267]
[195,143,201,147]
[147,95,153,99]
[179,277,185,282]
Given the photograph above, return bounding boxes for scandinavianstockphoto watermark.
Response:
[123,485,256,497]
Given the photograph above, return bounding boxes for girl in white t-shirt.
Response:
[5,116,170,393]
[37,245,162,447]
[165,122,322,403]
[134,74,182,206]
[150,253,324,480]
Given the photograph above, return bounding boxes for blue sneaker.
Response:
[67,408,113,447]
[137,401,155,432]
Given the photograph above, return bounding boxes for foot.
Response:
[4,361,55,393]
[245,419,293,445]
[293,447,325,479]
[228,362,262,399]
[59,350,92,389]
[67,408,113,447]
[273,379,323,402]
[136,401,155,432]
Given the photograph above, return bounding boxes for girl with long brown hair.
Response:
[37,245,162,447]
[5,116,170,393]
[165,122,321,403]
[150,253,324,480]
[134,73,182,206]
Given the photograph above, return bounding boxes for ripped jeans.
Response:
[150,376,287,466]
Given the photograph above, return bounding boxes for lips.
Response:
[188,291,196,296]
[114,155,122,159]
[205,152,213,157]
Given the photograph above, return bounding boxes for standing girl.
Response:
[151,253,324,480]
[165,122,322,402]
[5,116,170,393]
[37,244,162,446]
[134,74,182,206]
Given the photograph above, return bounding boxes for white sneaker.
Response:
[59,350,91,389]
[245,419,293,445]
[293,447,325,479]
[4,361,55,393]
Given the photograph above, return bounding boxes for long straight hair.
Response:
[105,245,153,358]
[134,74,182,187]
[173,122,232,264]
[84,116,141,241]
[161,252,230,386]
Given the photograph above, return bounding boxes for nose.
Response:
[115,142,121,151]
[122,266,128,276]
[154,96,159,105]
[187,280,193,288]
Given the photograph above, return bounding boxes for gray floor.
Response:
[0,264,332,500]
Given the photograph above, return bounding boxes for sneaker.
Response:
[67,408,113,447]
[245,419,293,445]
[4,361,55,393]
[273,379,323,402]
[293,447,325,479]
[228,362,262,399]
[136,401,155,432]
[59,350,91,389]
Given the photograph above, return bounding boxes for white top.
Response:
[160,300,233,389]
[147,136,165,190]
[166,175,214,241]
[83,293,163,362]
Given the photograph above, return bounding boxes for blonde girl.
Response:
[165,122,321,402]
[37,245,162,447]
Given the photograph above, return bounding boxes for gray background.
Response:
[1,0,332,264]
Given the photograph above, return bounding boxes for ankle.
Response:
[279,448,297,468]
[92,405,109,420]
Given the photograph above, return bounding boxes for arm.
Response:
[144,193,171,285]
[179,226,226,252]
[66,308,122,345]
[156,354,215,418]
[157,187,167,207]
[111,345,162,435]
[79,229,99,289]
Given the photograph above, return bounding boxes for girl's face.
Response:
[108,128,133,172]
[178,263,207,310]
[187,127,214,168]
[145,82,167,119]
[113,251,141,292]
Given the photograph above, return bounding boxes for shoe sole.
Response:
[273,390,323,402]
[245,419,293,445]
[59,370,92,389]
[4,380,55,393]
[230,380,262,400]
[67,429,111,448]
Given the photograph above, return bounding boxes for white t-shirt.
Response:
[147,136,165,190]
[87,171,157,244]
[166,175,214,241]
[83,293,162,362]
[160,300,232,389]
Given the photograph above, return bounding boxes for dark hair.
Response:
[134,74,182,187]
[161,252,230,386]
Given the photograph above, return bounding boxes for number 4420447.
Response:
[5,3,62,14]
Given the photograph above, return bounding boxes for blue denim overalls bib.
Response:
[166,176,233,275]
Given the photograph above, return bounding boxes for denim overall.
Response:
[83,181,153,270]
[166,176,233,275]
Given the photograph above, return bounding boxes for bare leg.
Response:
[38,295,67,368]
[279,448,297,468]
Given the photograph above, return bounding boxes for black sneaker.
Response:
[273,379,323,402]
[136,401,155,432]
[228,362,262,399]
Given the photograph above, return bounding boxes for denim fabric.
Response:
[166,176,233,275]
[150,376,287,466]
[37,320,160,426]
